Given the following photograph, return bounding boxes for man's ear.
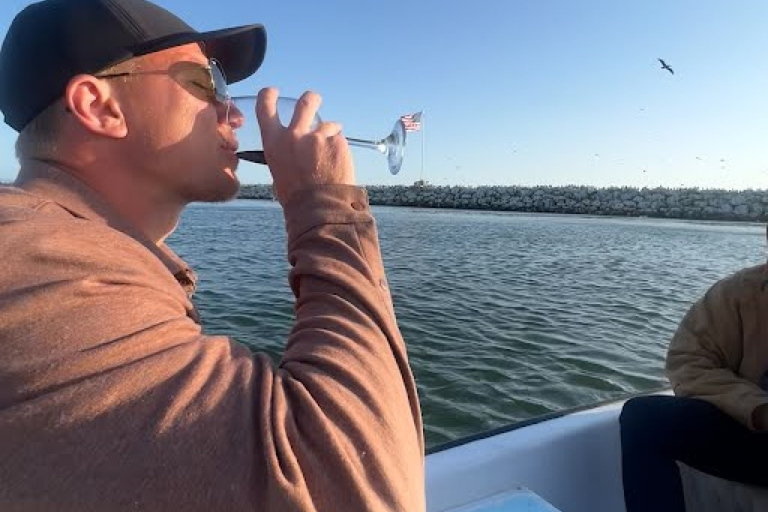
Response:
[63,75,128,139]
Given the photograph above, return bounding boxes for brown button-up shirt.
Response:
[0,161,424,511]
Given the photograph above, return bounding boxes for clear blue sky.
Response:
[1,0,768,189]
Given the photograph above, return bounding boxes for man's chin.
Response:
[184,174,241,204]
[208,180,241,203]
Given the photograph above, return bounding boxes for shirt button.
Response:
[351,202,366,211]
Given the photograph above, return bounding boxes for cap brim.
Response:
[131,24,266,85]
[198,25,266,84]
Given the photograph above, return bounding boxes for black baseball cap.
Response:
[0,0,267,131]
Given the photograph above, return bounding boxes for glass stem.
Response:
[346,137,387,155]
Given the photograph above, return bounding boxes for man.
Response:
[620,262,768,512]
[0,0,424,511]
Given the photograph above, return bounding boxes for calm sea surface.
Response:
[166,199,766,449]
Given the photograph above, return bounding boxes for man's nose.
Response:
[219,100,244,129]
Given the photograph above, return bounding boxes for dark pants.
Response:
[620,395,768,512]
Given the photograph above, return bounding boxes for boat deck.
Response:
[443,488,562,512]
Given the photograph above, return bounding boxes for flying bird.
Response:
[658,58,674,75]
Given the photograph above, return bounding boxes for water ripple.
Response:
[168,201,765,448]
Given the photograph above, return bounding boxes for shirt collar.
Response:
[14,160,198,295]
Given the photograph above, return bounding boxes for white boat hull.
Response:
[426,398,627,512]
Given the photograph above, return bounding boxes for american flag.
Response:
[400,111,422,132]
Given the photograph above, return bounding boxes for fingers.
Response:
[254,88,355,205]
[289,91,321,132]
[256,87,279,136]
[259,89,334,141]
[315,121,342,139]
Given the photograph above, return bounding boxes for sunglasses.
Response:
[96,58,230,106]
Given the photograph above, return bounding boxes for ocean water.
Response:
[167,199,765,448]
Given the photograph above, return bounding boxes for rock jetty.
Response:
[3,180,763,221]
[238,184,768,222]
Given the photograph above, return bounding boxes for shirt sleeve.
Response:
[257,185,425,510]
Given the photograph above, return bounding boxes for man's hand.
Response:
[255,87,355,206]
[751,403,768,431]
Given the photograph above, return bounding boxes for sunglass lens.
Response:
[210,60,229,104]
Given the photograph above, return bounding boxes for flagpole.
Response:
[420,110,425,183]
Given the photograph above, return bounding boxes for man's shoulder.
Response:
[725,263,766,287]
[708,263,768,301]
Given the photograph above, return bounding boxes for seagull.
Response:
[658,58,674,75]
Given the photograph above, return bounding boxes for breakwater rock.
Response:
[237,184,768,222]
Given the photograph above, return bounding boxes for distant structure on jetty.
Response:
[237,183,768,222]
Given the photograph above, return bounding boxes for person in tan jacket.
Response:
[0,0,424,511]
[619,261,768,512]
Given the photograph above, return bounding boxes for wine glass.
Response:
[230,96,407,175]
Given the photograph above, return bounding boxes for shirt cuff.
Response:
[283,185,372,241]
